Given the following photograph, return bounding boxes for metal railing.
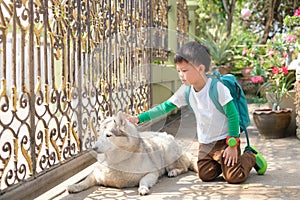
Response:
[0,0,188,192]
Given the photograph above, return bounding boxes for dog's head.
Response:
[92,111,138,153]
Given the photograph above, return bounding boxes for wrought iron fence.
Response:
[0,0,188,192]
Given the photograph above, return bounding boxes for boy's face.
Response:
[176,61,204,86]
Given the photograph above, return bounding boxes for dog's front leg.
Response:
[138,172,159,195]
[67,172,97,193]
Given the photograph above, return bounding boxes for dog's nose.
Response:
[92,146,98,151]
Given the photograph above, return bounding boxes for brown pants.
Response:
[197,139,256,184]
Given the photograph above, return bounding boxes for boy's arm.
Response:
[137,100,177,123]
[223,100,240,138]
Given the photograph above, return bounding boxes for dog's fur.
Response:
[67,111,197,195]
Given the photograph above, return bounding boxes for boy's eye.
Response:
[177,68,187,73]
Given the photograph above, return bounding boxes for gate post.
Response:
[28,0,37,175]
[168,0,177,64]
[187,1,198,41]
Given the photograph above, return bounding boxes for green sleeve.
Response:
[137,100,177,123]
[223,100,240,137]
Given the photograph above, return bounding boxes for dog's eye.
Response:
[106,133,112,137]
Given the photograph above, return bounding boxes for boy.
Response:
[127,41,267,183]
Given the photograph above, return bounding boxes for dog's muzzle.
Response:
[92,145,98,151]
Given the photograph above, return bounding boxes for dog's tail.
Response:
[186,153,198,173]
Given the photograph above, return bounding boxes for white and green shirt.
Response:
[137,78,239,144]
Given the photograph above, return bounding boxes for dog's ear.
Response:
[116,111,126,126]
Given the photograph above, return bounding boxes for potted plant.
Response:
[251,22,299,139]
[284,7,300,139]
[253,65,295,139]
[249,73,265,98]
[238,47,254,77]
[238,46,267,98]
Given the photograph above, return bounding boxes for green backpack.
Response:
[185,71,251,149]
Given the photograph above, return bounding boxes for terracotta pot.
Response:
[241,66,253,77]
[265,91,296,137]
[218,65,232,75]
[240,77,258,97]
[253,108,292,139]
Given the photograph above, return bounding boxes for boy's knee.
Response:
[224,173,247,184]
[198,168,219,182]
[198,174,215,182]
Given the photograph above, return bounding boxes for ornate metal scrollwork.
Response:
[0,0,190,192]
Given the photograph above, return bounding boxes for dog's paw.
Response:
[67,184,80,193]
[138,185,150,195]
[168,169,181,177]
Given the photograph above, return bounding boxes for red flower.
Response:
[272,66,288,75]
[251,76,264,84]
[272,66,280,74]
[281,66,288,75]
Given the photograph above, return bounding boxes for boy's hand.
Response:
[124,114,139,124]
[223,146,238,167]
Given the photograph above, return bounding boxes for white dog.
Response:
[67,111,197,195]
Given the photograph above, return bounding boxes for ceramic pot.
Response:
[265,91,296,137]
[253,108,292,139]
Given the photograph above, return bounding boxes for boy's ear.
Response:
[200,64,206,71]
[196,64,205,72]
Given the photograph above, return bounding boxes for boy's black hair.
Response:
[174,41,211,72]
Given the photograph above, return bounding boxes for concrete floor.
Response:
[36,104,300,200]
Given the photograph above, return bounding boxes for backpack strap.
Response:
[209,72,251,148]
[185,78,224,115]
[209,78,225,115]
[185,70,223,113]
[185,70,252,148]
[208,70,225,115]
[185,86,193,111]
[207,70,222,80]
